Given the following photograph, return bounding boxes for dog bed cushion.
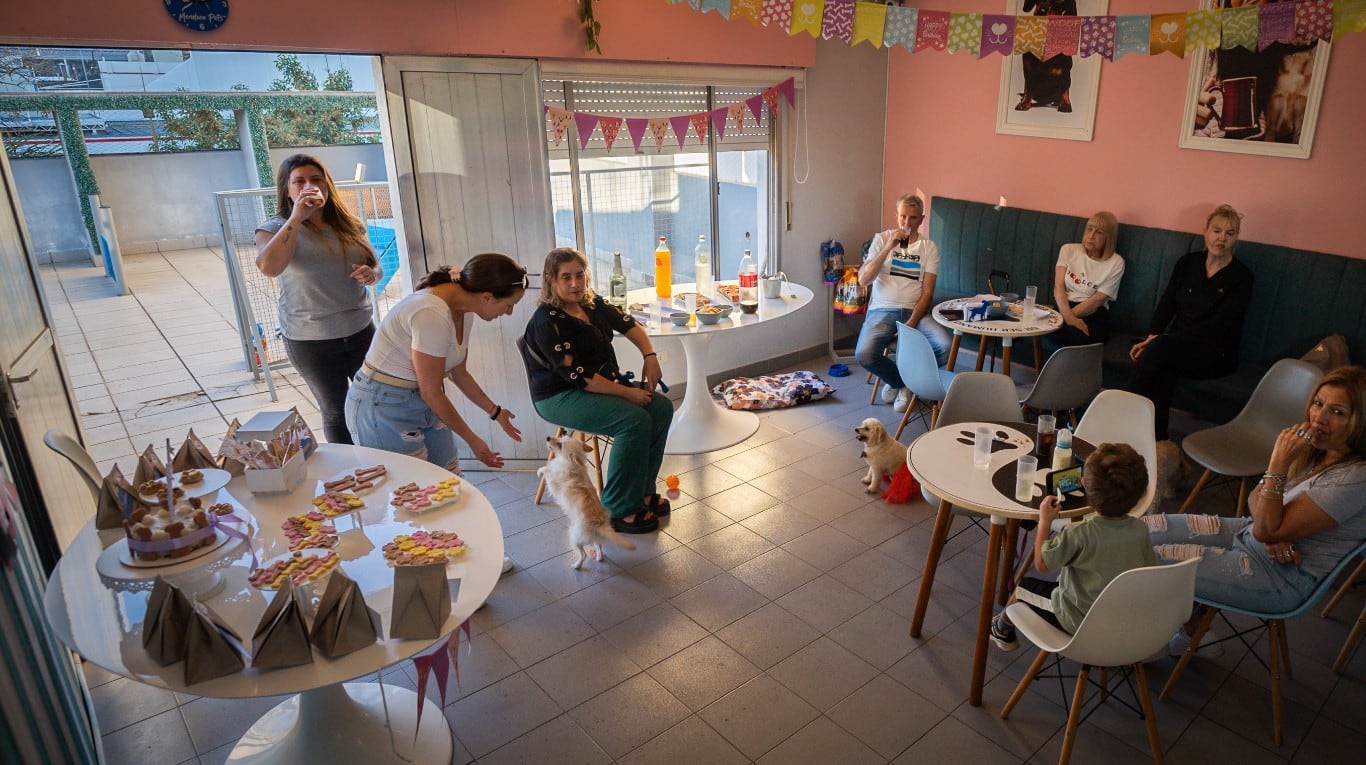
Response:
[711,371,833,411]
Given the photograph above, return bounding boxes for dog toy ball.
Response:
[664,474,680,490]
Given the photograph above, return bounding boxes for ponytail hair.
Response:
[417,253,527,297]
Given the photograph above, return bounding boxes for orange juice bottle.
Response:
[654,236,672,298]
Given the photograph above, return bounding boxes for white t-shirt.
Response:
[363,291,472,380]
[865,233,939,313]
[1056,243,1125,307]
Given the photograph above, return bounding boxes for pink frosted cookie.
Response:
[248,550,340,590]
[381,529,467,566]
[311,490,363,518]
[281,514,339,551]
[389,478,461,513]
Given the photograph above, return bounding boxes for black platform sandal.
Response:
[644,493,671,516]
[611,509,659,534]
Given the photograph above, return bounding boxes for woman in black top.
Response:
[522,248,674,533]
[1128,204,1254,440]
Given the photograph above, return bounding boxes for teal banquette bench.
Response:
[927,196,1366,423]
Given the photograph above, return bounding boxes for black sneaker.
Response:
[990,612,1019,652]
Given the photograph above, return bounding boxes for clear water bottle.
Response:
[738,235,758,315]
[694,235,713,297]
[608,251,627,310]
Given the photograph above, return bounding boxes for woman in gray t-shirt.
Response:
[256,154,381,444]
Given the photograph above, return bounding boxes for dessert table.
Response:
[905,421,1094,707]
[932,297,1062,376]
[43,443,504,764]
[629,281,814,454]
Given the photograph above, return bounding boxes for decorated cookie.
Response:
[248,550,340,590]
[381,530,467,566]
[281,513,339,551]
[311,490,364,517]
[389,478,461,513]
[179,469,204,485]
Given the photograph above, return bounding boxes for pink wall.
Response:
[883,1,1365,257]
[0,0,814,68]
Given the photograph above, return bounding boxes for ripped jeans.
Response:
[344,371,459,471]
[1145,514,1317,613]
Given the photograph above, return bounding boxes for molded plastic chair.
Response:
[1177,359,1323,516]
[43,429,101,501]
[919,372,1021,508]
[1002,558,1199,765]
[892,322,958,439]
[1161,540,1366,745]
[1019,343,1103,429]
[865,341,897,405]
[1075,390,1158,518]
[1321,554,1366,673]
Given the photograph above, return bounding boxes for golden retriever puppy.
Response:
[854,417,907,495]
[538,434,635,569]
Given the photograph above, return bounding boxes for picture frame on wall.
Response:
[995,0,1108,143]
[1178,0,1331,160]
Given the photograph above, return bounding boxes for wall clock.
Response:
[164,0,229,32]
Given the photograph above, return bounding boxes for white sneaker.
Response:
[880,383,898,404]
[501,556,515,575]
[1168,629,1224,658]
[893,388,913,413]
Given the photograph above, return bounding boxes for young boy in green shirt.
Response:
[991,442,1155,649]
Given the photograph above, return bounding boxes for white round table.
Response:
[932,297,1062,375]
[44,443,504,764]
[629,281,814,454]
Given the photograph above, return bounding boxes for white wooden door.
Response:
[0,146,89,555]
[381,57,554,461]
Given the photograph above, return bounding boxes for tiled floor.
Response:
[46,251,1366,763]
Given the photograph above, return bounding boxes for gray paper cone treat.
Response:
[173,429,219,472]
[250,579,313,670]
[142,577,192,665]
[183,602,246,685]
[389,563,452,640]
[218,419,246,476]
[133,444,169,486]
[96,464,145,530]
[309,570,382,659]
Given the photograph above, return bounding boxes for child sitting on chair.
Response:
[991,442,1155,650]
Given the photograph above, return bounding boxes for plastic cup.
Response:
[1015,455,1037,502]
[973,426,993,470]
[1025,285,1038,301]
[1035,415,1056,458]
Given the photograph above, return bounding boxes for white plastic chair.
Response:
[43,429,101,501]
[1019,343,1103,429]
[1001,558,1200,765]
[892,322,958,439]
[1074,390,1158,518]
[920,373,1022,534]
[1177,359,1323,516]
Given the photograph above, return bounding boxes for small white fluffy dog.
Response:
[538,434,636,568]
[854,418,906,495]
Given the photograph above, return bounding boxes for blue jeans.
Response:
[344,371,458,470]
[855,309,951,390]
[1145,514,1317,613]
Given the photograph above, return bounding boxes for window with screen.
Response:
[543,76,777,298]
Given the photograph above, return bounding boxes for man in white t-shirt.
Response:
[855,193,951,413]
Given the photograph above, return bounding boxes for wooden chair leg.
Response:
[1160,607,1218,701]
[586,433,607,493]
[976,337,991,372]
[1268,618,1284,746]
[1332,602,1366,673]
[1177,469,1214,514]
[1060,665,1091,765]
[1032,336,1044,372]
[1234,477,1250,518]
[929,402,940,430]
[1323,557,1366,617]
[1001,649,1050,719]
[893,395,920,441]
[869,376,880,405]
[1098,667,1110,701]
[1133,662,1165,765]
[998,519,1019,607]
[1275,619,1293,680]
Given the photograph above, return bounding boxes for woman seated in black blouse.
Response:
[521,248,674,533]
[1128,204,1254,441]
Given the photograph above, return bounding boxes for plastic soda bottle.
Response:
[654,236,672,299]
[738,233,758,314]
[694,235,713,297]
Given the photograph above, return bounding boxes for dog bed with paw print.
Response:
[711,371,833,411]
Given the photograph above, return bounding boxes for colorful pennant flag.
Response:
[627,117,648,153]
[776,76,796,107]
[547,107,572,146]
[648,118,670,150]
[1014,15,1047,58]
[760,0,790,29]
[791,0,824,38]
[1259,2,1295,50]
[689,112,710,143]
[1114,14,1151,59]
[851,1,887,48]
[883,6,918,51]
[701,0,732,18]
[1044,16,1082,59]
[1222,5,1258,50]
[822,0,854,43]
[732,0,762,25]
[727,101,748,132]
[669,115,692,148]
[1337,0,1366,39]
[981,14,1015,58]
[1150,12,1187,58]
[1079,15,1116,60]
[574,112,599,150]
[709,108,727,140]
[915,10,950,52]
[762,87,780,114]
[600,116,623,152]
[948,13,982,56]
[1295,0,1334,43]
[1186,9,1221,56]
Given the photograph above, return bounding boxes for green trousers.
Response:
[535,388,674,519]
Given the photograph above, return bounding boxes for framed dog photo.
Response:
[995,0,1107,142]
[1178,0,1331,160]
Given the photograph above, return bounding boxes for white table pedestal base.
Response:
[664,333,758,454]
[227,682,452,764]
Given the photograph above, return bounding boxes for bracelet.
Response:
[643,352,658,359]
[489,405,502,421]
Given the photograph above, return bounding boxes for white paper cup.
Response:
[1015,455,1037,502]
